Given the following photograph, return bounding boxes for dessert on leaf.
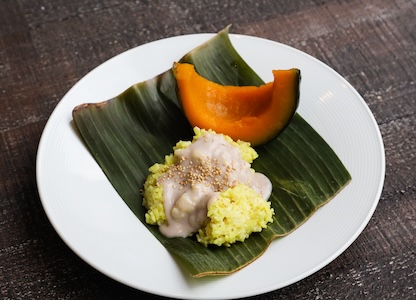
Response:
[72,27,351,277]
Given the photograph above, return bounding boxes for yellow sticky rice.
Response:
[142,127,274,247]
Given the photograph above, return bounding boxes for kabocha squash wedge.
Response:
[174,62,300,146]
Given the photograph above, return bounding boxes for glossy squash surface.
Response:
[174,63,300,146]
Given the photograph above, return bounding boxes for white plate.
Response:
[36,33,385,299]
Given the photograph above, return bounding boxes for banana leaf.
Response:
[72,27,351,277]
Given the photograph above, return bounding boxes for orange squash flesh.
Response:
[174,63,300,146]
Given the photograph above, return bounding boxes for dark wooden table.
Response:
[1,1,415,299]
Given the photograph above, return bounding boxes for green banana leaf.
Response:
[72,27,351,277]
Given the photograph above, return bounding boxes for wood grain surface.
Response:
[1,0,415,299]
